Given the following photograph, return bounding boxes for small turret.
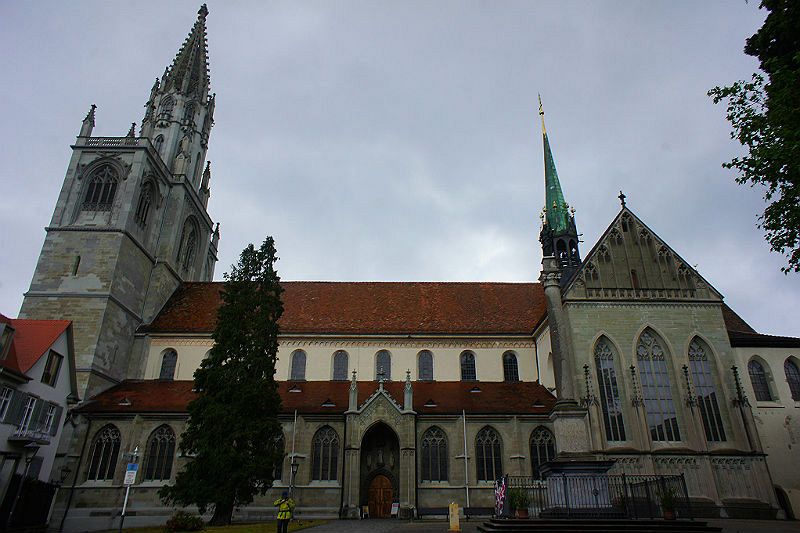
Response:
[211,222,220,250]
[404,369,413,411]
[199,161,211,208]
[79,104,96,137]
[348,369,358,412]
[140,78,160,137]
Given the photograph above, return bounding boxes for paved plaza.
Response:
[299,518,800,533]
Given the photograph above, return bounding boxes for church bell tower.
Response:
[538,97,581,282]
[19,5,219,397]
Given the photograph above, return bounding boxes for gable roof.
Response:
[76,379,557,416]
[563,206,723,301]
[142,281,548,336]
[0,312,71,374]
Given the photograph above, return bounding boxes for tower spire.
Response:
[537,97,581,273]
[163,4,210,99]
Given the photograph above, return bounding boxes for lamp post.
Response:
[289,461,299,497]
[6,442,40,529]
[118,446,139,533]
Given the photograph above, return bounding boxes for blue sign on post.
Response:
[124,463,138,485]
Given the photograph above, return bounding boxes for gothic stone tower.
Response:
[20,5,219,397]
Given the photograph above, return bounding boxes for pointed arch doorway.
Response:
[360,422,399,518]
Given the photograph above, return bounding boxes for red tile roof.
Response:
[77,379,556,415]
[142,282,548,335]
[720,304,800,347]
[0,312,70,375]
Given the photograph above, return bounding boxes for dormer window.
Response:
[0,324,14,360]
[42,350,63,387]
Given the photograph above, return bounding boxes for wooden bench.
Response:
[417,507,449,518]
[464,506,494,520]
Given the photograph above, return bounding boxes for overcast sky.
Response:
[0,1,797,336]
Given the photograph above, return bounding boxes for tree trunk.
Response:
[209,500,234,526]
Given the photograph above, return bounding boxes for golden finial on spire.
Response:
[538,93,546,135]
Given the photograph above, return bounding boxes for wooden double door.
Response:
[367,474,393,518]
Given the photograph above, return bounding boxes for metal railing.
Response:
[503,474,691,519]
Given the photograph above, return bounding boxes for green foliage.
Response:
[160,238,285,525]
[165,511,205,531]
[659,485,677,511]
[508,487,531,511]
[708,0,800,273]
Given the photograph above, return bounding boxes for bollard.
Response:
[448,502,461,532]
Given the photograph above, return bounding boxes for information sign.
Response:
[124,462,138,485]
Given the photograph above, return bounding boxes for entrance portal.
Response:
[368,474,393,518]
[360,422,400,518]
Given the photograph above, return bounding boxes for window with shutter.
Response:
[5,392,29,426]
[20,397,38,432]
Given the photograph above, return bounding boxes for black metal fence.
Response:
[504,474,691,520]
[0,474,58,531]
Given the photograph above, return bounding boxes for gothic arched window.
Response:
[135,181,154,227]
[375,350,391,380]
[530,426,556,479]
[177,218,198,273]
[183,101,196,124]
[290,350,306,381]
[418,350,434,381]
[502,351,519,382]
[143,425,176,481]
[420,426,448,482]
[159,349,177,380]
[332,350,348,381]
[785,359,800,401]
[158,95,175,118]
[86,425,121,481]
[311,426,339,481]
[636,329,681,442]
[154,134,165,155]
[688,338,726,442]
[594,337,626,442]
[460,351,477,381]
[274,434,285,481]
[475,426,502,482]
[82,165,118,211]
[748,359,773,402]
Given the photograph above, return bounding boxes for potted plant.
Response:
[508,488,531,519]
[659,486,677,520]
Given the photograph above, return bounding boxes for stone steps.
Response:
[477,518,723,533]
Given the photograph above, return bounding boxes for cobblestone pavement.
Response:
[302,518,800,533]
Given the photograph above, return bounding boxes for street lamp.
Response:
[289,461,299,497]
[6,442,41,529]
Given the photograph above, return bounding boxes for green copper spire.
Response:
[539,96,570,234]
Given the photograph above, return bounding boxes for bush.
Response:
[165,511,204,532]
[508,487,530,511]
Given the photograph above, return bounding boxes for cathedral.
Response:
[9,5,800,530]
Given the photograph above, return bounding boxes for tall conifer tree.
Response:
[160,238,284,525]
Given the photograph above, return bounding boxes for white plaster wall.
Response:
[144,335,541,383]
[734,346,800,517]
[0,330,73,483]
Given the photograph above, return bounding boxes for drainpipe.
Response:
[462,410,470,509]
[339,413,348,517]
[59,416,92,532]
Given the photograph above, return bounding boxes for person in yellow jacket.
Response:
[273,491,295,533]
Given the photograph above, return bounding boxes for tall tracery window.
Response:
[375,350,391,380]
[420,426,448,482]
[143,425,176,481]
[418,350,434,381]
[86,425,121,481]
[332,350,348,381]
[183,101,196,124]
[530,427,556,479]
[159,349,177,380]
[158,95,175,118]
[460,351,477,381]
[688,339,726,442]
[134,181,154,227]
[502,351,519,382]
[785,359,800,401]
[748,359,773,401]
[177,218,198,273]
[637,329,681,441]
[290,350,306,381]
[475,426,502,482]
[594,338,626,442]
[311,426,339,481]
[82,165,118,211]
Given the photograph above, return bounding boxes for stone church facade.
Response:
[12,5,799,531]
